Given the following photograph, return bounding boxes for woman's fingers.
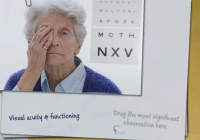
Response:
[44,34,53,49]
[34,25,52,45]
[31,26,46,43]
[41,30,54,48]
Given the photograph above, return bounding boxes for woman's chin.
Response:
[45,60,63,67]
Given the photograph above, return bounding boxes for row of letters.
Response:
[97,47,134,57]
[97,19,136,24]
[97,9,139,13]
[97,32,135,38]
[95,1,140,4]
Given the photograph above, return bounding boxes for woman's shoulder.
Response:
[83,66,122,94]
[4,68,26,90]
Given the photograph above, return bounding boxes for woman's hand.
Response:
[27,25,53,71]
[17,25,53,91]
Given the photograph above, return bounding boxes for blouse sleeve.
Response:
[12,85,20,91]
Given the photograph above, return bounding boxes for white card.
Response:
[1,83,188,140]
[0,95,189,139]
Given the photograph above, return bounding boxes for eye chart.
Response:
[87,0,144,95]
[90,0,143,64]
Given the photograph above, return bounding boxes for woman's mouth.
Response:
[48,53,59,54]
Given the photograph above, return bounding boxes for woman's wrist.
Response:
[27,65,44,73]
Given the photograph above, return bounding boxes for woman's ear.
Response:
[74,41,84,55]
[28,41,30,44]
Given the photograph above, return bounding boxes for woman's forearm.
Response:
[17,66,43,91]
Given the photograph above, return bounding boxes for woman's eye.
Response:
[63,32,67,35]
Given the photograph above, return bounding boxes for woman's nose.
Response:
[51,31,60,47]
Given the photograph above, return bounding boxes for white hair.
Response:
[24,0,87,44]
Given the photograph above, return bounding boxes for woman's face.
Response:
[36,12,82,66]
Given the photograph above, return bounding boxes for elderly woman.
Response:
[4,0,122,94]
